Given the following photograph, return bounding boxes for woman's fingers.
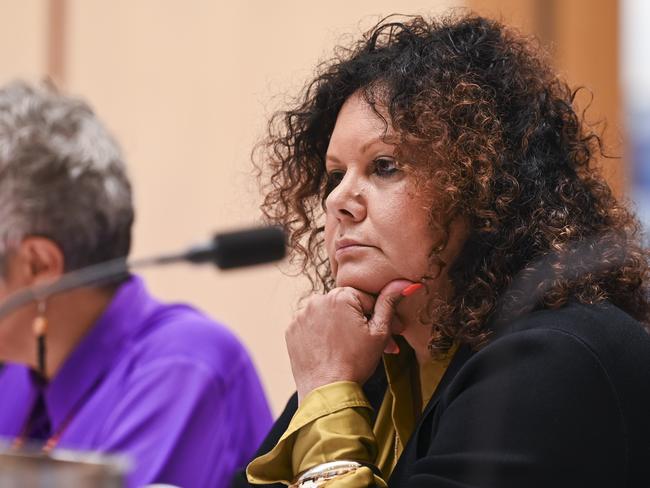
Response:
[384,336,400,354]
[287,281,424,400]
[349,288,376,318]
[369,279,417,336]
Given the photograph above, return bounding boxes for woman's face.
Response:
[324,94,437,294]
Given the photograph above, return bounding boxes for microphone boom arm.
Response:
[0,225,286,321]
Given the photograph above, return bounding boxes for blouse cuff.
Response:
[246,381,376,485]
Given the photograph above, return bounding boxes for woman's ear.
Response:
[16,237,65,285]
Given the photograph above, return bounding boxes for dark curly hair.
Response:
[256,13,650,353]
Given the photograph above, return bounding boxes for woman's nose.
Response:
[325,172,367,222]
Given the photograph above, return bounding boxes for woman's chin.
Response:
[335,270,396,295]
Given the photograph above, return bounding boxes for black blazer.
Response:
[232,302,650,487]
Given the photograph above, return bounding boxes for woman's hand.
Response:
[286,279,416,402]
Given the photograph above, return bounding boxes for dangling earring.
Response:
[32,300,48,378]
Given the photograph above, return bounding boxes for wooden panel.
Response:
[552,0,624,197]
[47,0,67,86]
[467,0,625,197]
[465,0,541,36]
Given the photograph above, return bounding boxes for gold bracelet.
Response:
[290,460,362,487]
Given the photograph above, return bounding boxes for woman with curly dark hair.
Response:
[232,12,650,488]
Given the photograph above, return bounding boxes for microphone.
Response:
[0,225,286,320]
[183,225,286,269]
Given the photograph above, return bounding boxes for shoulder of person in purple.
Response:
[42,276,272,488]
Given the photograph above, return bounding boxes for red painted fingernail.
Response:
[401,283,423,297]
[384,338,400,355]
[385,343,400,355]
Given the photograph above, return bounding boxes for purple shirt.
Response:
[0,275,272,487]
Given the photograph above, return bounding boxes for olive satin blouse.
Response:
[247,338,456,486]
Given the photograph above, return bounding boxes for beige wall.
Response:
[0,0,625,414]
[0,0,47,83]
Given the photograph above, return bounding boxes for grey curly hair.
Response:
[0,80,133,272]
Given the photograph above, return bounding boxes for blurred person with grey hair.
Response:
[0,81,272,488]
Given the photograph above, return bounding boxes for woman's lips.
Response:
[335,241,375,259]
[336,244,370,259]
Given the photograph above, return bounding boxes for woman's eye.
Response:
[325,170,344,194]
[373,157,399,177]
